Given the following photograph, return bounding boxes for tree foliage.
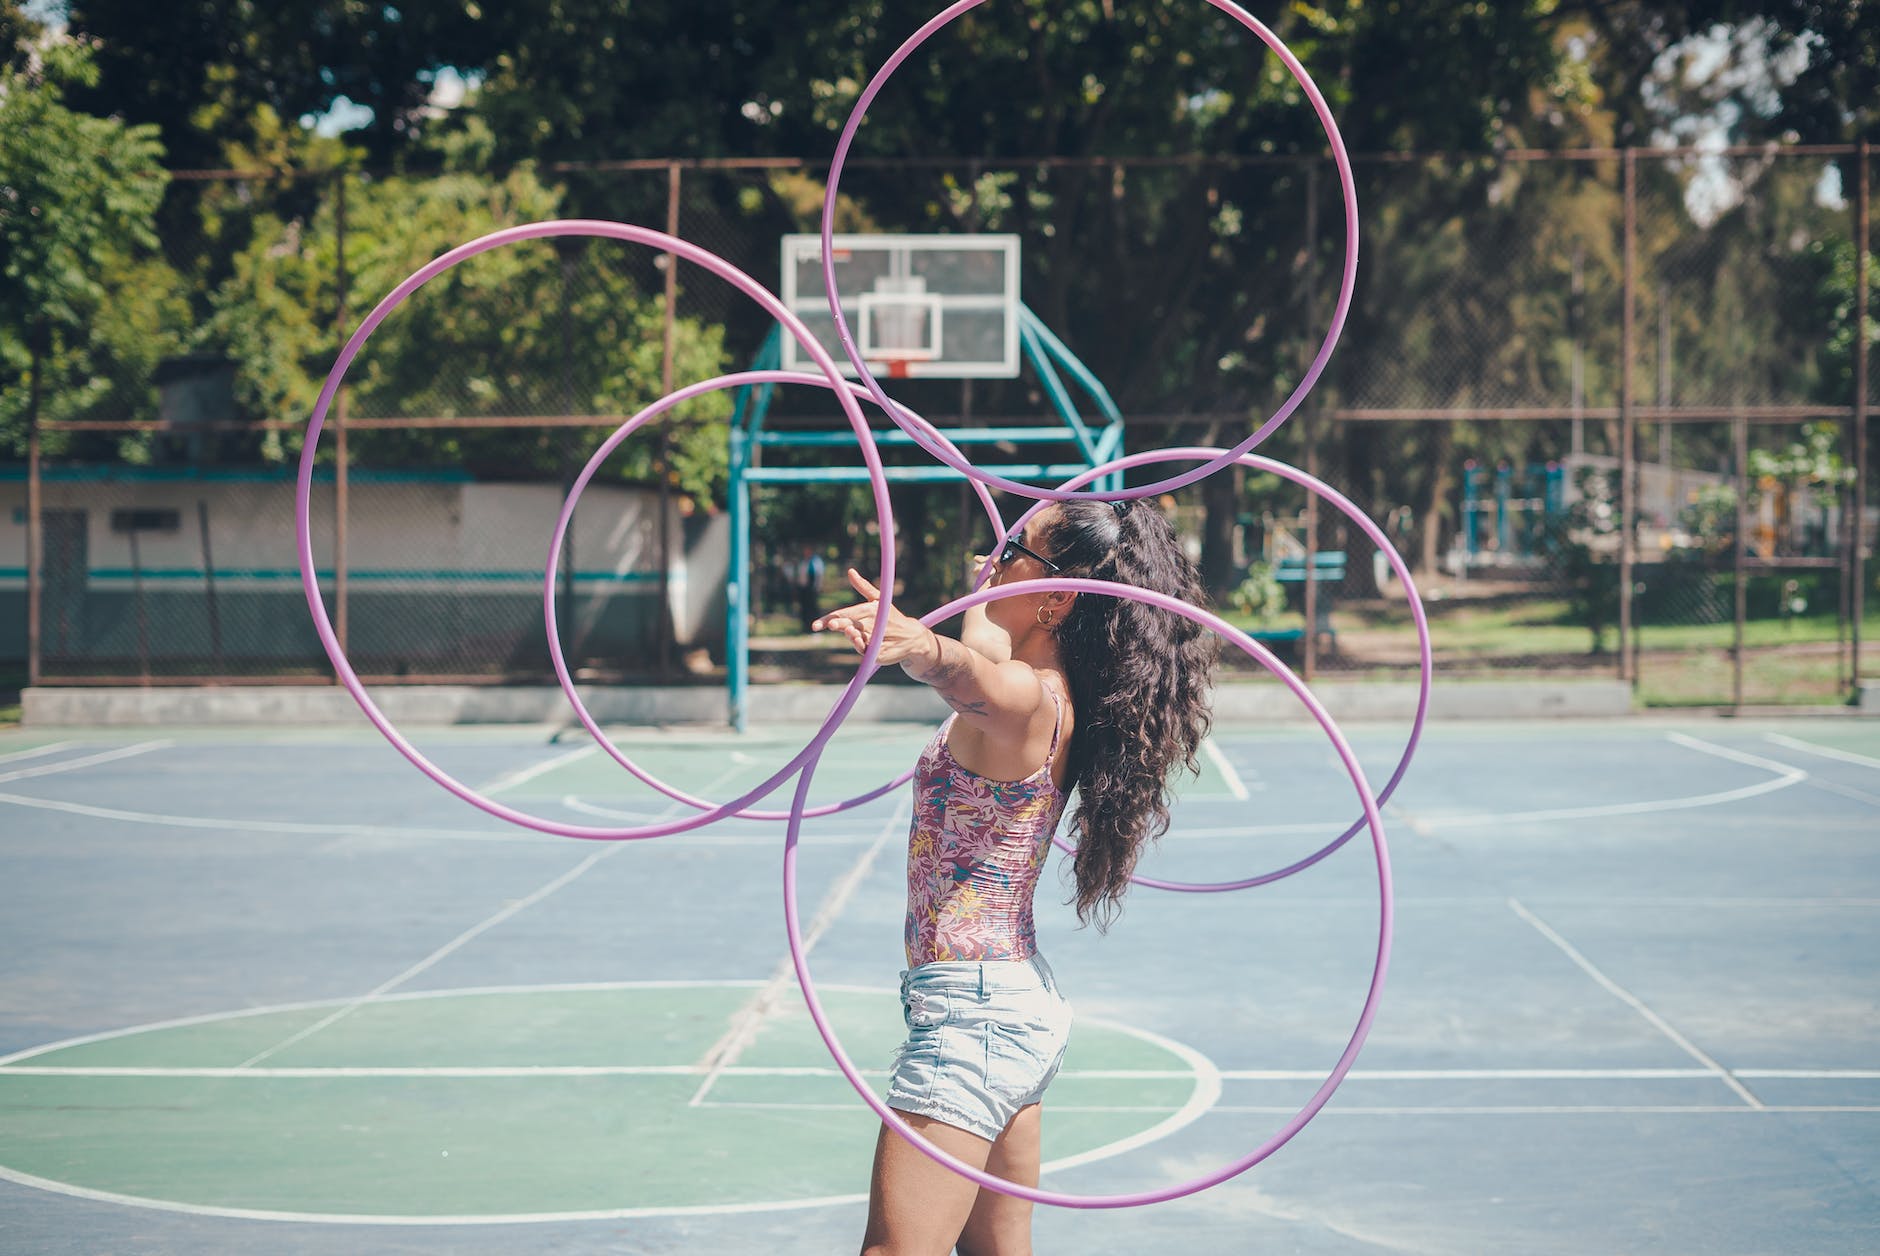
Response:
[202,161,733,496]
[20,0,1868,580]
[0,34,174,457]
[66,0,504,167]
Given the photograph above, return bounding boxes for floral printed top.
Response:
[904,689,1069,966]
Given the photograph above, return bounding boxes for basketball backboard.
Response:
[778,234,1021,379]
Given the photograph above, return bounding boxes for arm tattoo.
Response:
[905,635,970,686]
[906,636,1002,720]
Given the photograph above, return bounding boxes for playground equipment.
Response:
[1458,459,1567,570]
[724,235,1127,729]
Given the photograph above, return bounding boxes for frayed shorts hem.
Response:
[884,1095,1009,1143]
[883,954,1073,1147]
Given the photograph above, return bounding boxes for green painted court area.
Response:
[0,984,1200,1219]
[4,719,1878,1253]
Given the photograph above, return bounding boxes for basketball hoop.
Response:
[779,234,1022,380]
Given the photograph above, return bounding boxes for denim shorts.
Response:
[885,953,1074,1142]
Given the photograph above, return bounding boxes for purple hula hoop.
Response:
[544,369,1006,821]
[821,0,1359,502]
[784,577,1395,1208]
[294,220,906,840]
[1010,448,1433,893]
[292,0,1404,1209]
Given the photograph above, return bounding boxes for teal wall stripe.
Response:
[0,567,665,584]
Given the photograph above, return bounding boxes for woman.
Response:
[814,497,1215,1256]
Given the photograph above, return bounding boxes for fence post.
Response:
[1303,418,1320,684]
[24,323,43,688]
[1300,156,1321,684]
[1853,140,1870,698]
[1733,409,1748,712]
[333,169,350,667]
[1619,147,1637,684]
[657,161,681,676]
[728,426,750,732]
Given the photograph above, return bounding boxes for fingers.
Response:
[811,601,873,632]
[812,613,873,654]
[847,567,882,599]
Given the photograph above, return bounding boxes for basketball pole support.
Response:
[725,304,1126,730]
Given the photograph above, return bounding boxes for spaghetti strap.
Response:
[1043,686,1064,764]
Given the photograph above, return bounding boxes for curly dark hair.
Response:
[1040,498,1216,929]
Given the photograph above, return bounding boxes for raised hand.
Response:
[812,569,941,670]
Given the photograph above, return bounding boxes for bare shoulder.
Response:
[943,661,1065,782]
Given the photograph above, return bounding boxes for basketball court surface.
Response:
[2,714,1876,1252]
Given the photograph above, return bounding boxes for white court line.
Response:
[0,739,171,786]
[1218,1067,1721,1081]
[0,740,78,766]
[1159,820,1334,838]
[687,796,911,1105]
[0,1163,878,1227]
[1143,896,1880,909]
[1201,736,1251,801]
[1765,733,1880,773]
[236,762,746,1069]
[13,1064,1876,1081]
[21,1089,1870,1227]
[0,790,543,844]
[564,794,686,822]
[1205,1104,1880,1116]
[699,1102,1880,1115]
[1399,732,1805,829]
[1798,776,1880,809]
[1664,731,1808,778]
[1011,1019,1222,1176]
[562,793,889,842]
[0,986,1224,1226]
[1168,740,1815,838]
[1739,1068,1880,1079]
[474,743,600,795]
[235,851,621,1068]
[1509,897,1765,1109]
[0,981,770,1069]
[1760,734,1880,807]
[1672,732,1880,809]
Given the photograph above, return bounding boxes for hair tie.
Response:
[1110,500,1133,518]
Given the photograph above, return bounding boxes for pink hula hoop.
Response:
[543,368,1005,821]
[294,221,905,840]
[820,0,1359,501]
[783,576,1394,1208]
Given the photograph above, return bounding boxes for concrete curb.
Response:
[22,679,1636,727]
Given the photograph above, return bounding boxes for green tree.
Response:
[1,0,39,73]
[0,34,177,458]
[204,161,734,502]
[67,0,504,168]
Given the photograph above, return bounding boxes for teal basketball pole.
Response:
[725,303,1124,730]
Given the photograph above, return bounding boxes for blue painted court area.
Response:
[1,714,1877,1253]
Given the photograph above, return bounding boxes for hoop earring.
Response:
[1036,606,1054,627]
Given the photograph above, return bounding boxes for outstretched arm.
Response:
[958,554,1012,664]
[814,569,1043,737]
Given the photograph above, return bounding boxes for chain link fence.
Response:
[6,147,1873,704]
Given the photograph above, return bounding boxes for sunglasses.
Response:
[995,536,1061,574]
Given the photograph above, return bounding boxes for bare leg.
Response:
[957,1103,1041,1256]
[860,1111,994,1256]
